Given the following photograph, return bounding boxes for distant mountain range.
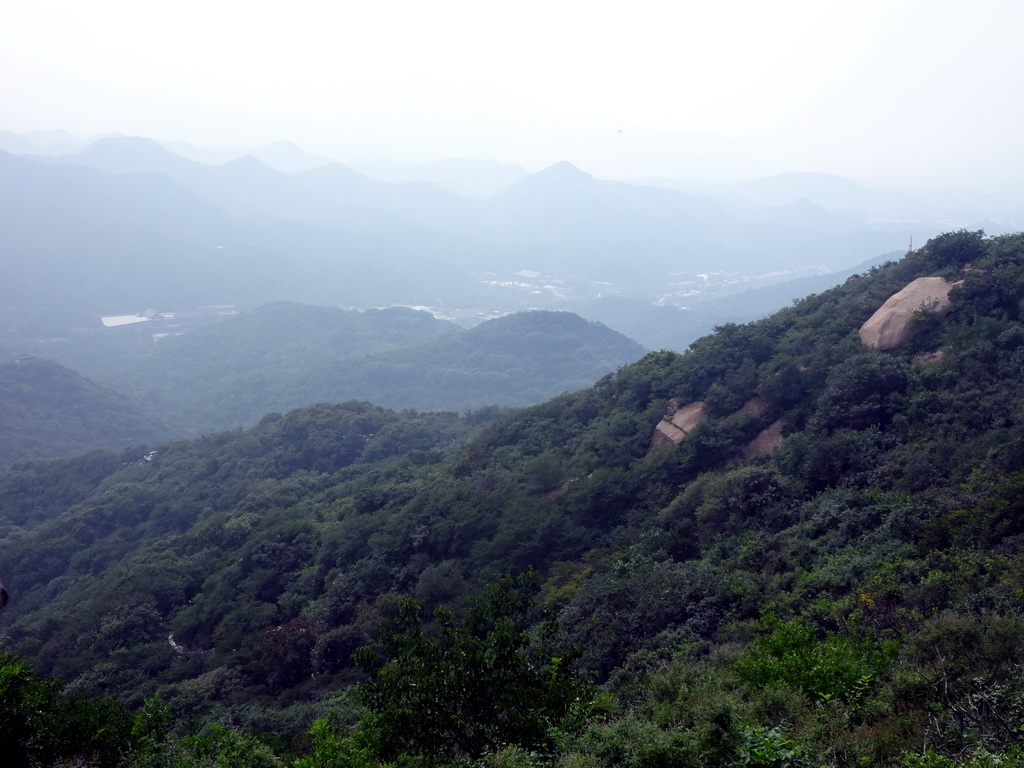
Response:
[0,148,478,336]
[26,137,911,277]
[2,129,1011,357]
[355,157,531,197]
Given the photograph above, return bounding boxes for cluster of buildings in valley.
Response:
[100,305,237,340]
[481,263,836,312]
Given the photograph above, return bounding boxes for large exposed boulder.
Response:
[651,401,707,447]
[859,276,958,350]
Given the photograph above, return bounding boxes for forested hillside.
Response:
[3,230,1024,767]
[13,306,645,436]
[0,358,171,469]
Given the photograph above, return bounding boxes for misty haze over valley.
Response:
[0,125,994,456]
[2,130,1011,325]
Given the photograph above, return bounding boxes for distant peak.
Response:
[499,161,595,197]
[538,160,591,179]
[252,142,334,172]
[81,136,172,156]
[222,154,272,170]
[299,160,365,179]
[261,141,303,151]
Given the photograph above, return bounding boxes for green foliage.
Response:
[294,719,379,768]
[147,724,285,768]
[919,471,1024,550]
[21,306,645,437]
[809,352,909,433]
[732,725,804,768]
[0,358,171,469]
[0,652,286,767]
[0,651,141,767]
[891,747,1024,768]
[913,229,988,276]
[733,617,895,704]
[4,231,1024,766]
[354,573,591,763]
[557,555,723,680]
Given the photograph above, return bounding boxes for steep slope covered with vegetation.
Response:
[3,230,1024,766]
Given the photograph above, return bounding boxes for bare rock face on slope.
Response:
[741,419,785,461]
[651,401,707,447]
[859,276,957,350]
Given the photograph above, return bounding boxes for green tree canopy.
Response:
[354,572,591,763]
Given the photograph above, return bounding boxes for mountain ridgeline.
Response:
[0,357,172,468]
[3,230,1024,767]
[2,136,951,355]
[2,307,647,449]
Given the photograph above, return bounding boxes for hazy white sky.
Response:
[2,0,1022,188]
